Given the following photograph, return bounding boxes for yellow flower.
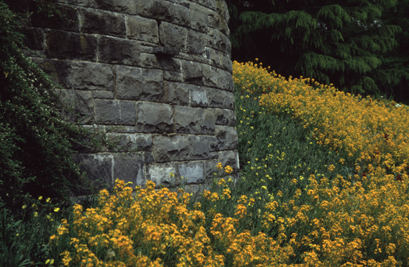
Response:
[224,165,233,174]
[216,162,223,169]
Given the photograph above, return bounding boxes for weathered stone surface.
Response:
[46,31,97,60]
[174,106,215,134]
[164,82,189,105]
[202,65,233,90]
[38,60,114,91]
[178,161,205,184]
[107,133,152,152]
[152,135,190,162]
[191,86,234,109]
[95,100,136,125]
[23,28,44,53]
[80,9,126,37]
[30,0,237,190]
[181,60,203,84]
[187,30,206,55]
[214,108,236,126]
[57,89,94,124]
[94,0,138,14]
[113,153,144,184]
[116,66,163,101]
[159,22,187,53]
[99,37,140,65]
[208,28,231,53]
[75,153,113,185]
[136,102,173,132]
[189,3,211,33]
[215,125,238,150]
[148,163,178,186]
[127,15,159,43]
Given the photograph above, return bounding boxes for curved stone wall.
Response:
[27,0,239,189]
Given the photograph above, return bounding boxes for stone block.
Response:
[215,125,238,150]
[137,53,161,68]
[127,15,158,43]
[57,89,94,124]
[99,36,140,65]
[189,135,211,159]
[207,47,232,72]
[208,29,231,53]
[136,102,173,133]
[178,161,205,184]
[138,0,190,26]
[75,153,113,185]
[214,108,236,126]
[39,60,114,91]
[113,153,144,184]
[95,99,136,125]
[152,135,190,162]
[94,0,138,14]
[116,66,163,101]
[46,31,97,60]
[190,0,216,10]
[148,163,178,186]
[191,87,234,109]
[187,30,206,55]
[92,91,114,99]
[189,3,211,33]
[174,106,215,134]
[163,82,189,105]
[80,9,126,37]
[202,65,233,91]
[159,22,187,53]
[107,133,152,152]
[31,5,79,32]
[190,86,208,107]
[181,60,203,84]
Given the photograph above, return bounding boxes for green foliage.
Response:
[227,0,408,101]
[0,1,103,215]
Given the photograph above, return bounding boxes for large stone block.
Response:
[99,36,140,65]
[147,163,177,186]
[202,65,233,91]
[214,108,236,126]
[215,125,238,150]
[136,102,173,133]
[57,89,94,124]
[181,60,203,84]
[187,30,207,55]
[174,106,215,134]
[113,153,144,184]
[37,60,114,91]
[138,0,190,26]
[189,135,211,159]
[178,161,205,184]
[191,86,234,109]
[127,15,159,43]
[80,9,126,37]
[208,29,231,53]
[116,66,163,101]
[75,153,113,185]
[163,82,189,105]
[95,100,136,125]
[159,22,187,53]
[106,133,152,152]
[189,3,211,33]
[46,31,97,60]
[152,135,190,162]
[93,0,138,14]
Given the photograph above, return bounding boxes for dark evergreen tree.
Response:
[373,0,409,103]
[228,0,402,98]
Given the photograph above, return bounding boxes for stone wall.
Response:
[26,0,239,189]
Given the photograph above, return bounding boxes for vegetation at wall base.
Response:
[1,1,104,265]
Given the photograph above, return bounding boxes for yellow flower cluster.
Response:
[50,179,291,266]
[233,60,409,265]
